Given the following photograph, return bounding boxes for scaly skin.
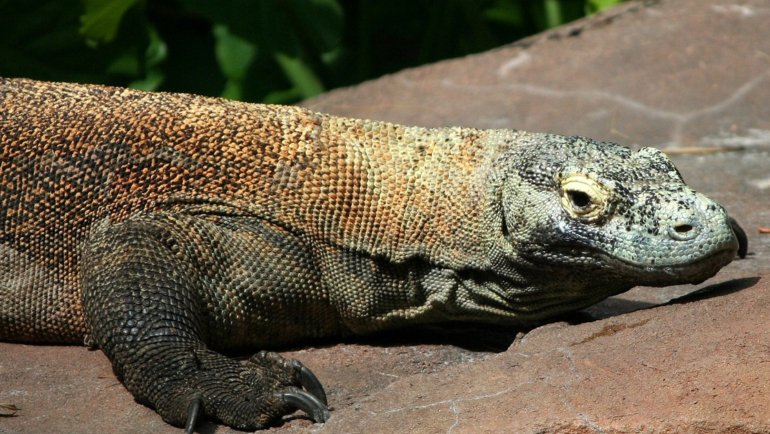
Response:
[0,78,743,430]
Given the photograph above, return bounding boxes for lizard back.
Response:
[0,78,509,341]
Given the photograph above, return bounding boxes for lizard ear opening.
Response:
[559,173,611,223]
[501,207,511,240]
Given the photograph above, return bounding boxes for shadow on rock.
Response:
[580,298,658,322]
[349,322,523,352]
[668,276,761,305]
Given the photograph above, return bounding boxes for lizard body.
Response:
[0,78,743,430]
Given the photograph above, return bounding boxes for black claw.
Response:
[298,366,328,405]
[184,398,202,434]
[728,217,748,259]
[279,389,330,423]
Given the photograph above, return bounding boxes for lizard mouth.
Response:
[596,245,738,286]
[521,243,737,287]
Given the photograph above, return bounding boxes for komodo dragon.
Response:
[0,78,747,432]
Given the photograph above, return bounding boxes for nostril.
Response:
[669,221,699,240]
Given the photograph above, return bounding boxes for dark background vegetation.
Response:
[1,0,622,104]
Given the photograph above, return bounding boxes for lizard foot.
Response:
[80,214,330,431]
[168,348,329,433]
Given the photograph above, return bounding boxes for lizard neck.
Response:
[302,116,517,269]
[147,102,519,272]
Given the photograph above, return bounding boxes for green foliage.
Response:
[80,0,137,44]
[587,0,623,13]
[0,0,623,104]
[213,24,256,100]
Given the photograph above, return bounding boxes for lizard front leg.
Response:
[80,213,329,430]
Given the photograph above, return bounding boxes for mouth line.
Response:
[522,244,736,273]
[600,246,737,272]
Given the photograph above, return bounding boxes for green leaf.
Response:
[129,68,163,91]
[543,0,563,28]
[587,0,623,14]
[213,24,256,81]
[145,26,167,67]
[126,27,166,91]
[262,87,302,104]
[106,51,139,75]
[213,24,256,99]
[484,0,524,27]
[274,51,324,99]
[80,0,138,43]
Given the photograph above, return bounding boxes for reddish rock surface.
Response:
[1,0,768,433]
[314,278,770,434]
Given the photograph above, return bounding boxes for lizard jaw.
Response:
[606,246,738,286]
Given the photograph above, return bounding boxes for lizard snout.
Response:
[658,192,708,243]
[657,191,737,255]
[668,220,700,241]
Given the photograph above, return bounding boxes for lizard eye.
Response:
[567,190,591,210]
[559,173,611,222]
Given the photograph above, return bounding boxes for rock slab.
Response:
[316,277,770,434]
[1,0,769,433]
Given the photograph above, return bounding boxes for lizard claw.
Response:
[184,397,202,434]
[249,352,328,404]
[278,389,330,423]
[728,217,748,259]
[298,365,328,405]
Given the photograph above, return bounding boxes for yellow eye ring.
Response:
[558,173,611,222]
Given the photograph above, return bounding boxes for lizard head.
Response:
[494,134,742,311]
